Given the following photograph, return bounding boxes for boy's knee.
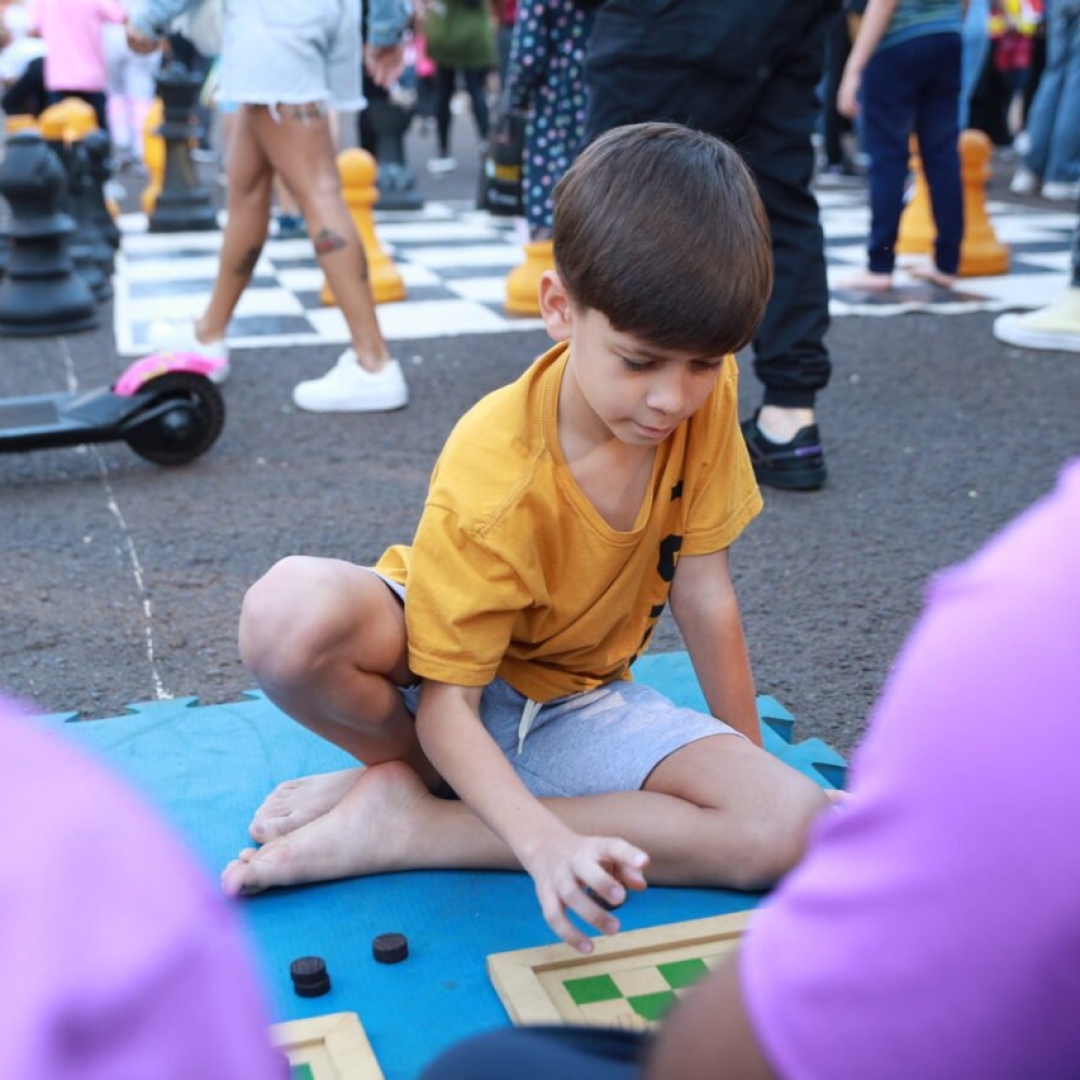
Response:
[239,556,337,686]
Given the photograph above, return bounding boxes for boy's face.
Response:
[539,273,725,447]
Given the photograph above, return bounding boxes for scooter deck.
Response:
[0,388,138,450]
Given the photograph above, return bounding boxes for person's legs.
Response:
[434,65,456,158]
[422,1027,650,1080]
[960,0,991,128]
[914,34,963,280]
[195,105,275,344]
[1043,11,1080,187]
[229,562,828,894]
[462,67,491,141]
[859,42,918,279]
[822,7,852,169]
[246,104,391,369]
[239,558,430,811]
[1022,7,1067,180]
[221,724,827,896]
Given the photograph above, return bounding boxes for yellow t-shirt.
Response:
[375,342,762,701]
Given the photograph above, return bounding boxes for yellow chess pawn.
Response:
[897,130,1009,276]
[321,148,405,306]
[956,129,1010,277]
[896,136,933,257]
[38,97,97,144]
[141,98,165,216]
[4,115,39,137]
[504,239,554,317]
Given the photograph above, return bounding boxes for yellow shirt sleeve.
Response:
[680,359,763,557]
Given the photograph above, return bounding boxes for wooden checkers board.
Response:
[488,911,751,1030]
[270,1012,384,1079]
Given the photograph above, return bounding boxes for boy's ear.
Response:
[538,270,573,342]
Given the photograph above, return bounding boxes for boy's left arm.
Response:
[670,548,762,747]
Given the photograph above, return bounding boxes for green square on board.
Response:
[629,990,679,1022]
[564,973,622,1005]
[291,1064,315,1080]
[657,957,710,989]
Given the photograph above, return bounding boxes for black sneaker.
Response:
[741,412,827,491]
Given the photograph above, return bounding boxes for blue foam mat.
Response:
[38,652,845,1079]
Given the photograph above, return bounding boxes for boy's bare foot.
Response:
[909,265,957,289]
[249,767,365,842]
[837,270,893,291]
[223,761,432,896]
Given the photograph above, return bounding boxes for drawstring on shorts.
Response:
[517,698,542,755]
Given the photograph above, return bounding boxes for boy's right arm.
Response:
[414,680,649,953]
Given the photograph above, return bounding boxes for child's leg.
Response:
[914,34,964,281]
[860,42,919,280]
[222,732,827,897]
[238,557,435,837]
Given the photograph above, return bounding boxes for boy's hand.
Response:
[522,827,650,953]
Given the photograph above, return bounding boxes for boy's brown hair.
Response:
[553,122,773,357]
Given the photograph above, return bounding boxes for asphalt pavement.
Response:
[2,120,1078,757]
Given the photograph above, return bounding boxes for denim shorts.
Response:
[218,0,364,110]
[371,571,743,798]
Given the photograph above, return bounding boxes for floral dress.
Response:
[504,0,594,236]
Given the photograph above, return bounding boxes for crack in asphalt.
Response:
[58,337,171,702]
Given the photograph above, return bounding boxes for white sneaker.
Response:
[146,320,230,384]
[292,350,409,413]
[426,156,457,175]
[993,289,1080,352]
[1009,165,1039,195]
[1040,180,1080,202]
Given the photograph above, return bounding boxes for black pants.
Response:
[422,1025,651,1080]
[434,66,490,157]
[586,0,837,409]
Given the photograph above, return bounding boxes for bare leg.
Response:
[197,105,274,343]
[247,104,390,371]
[222,733,829,898]
[239,557,438,841]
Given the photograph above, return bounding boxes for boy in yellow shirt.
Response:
[224,123,831,952]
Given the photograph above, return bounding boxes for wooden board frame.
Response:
[488,911,752,1027]
[269,1011,384,1079]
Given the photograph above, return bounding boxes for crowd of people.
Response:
[1,2,1080,1078]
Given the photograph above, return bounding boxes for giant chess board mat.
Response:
[112,194,1076,356]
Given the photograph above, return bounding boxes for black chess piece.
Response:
[41,126,110,301]
[148,62,218,233]
[81,129,122,251]
[68,140,115,297]
[0,132,98,336]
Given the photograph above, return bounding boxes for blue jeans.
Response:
[861,32,963,275]
[1024,0,1080,184]
[960,0,991,128]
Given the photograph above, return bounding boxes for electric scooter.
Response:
[0,352,225,467]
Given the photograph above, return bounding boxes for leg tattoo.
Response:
[234,245,262,276]
[313,229,348,256]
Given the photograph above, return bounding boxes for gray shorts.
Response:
[371,571,743,798]
[219,0,363,110]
